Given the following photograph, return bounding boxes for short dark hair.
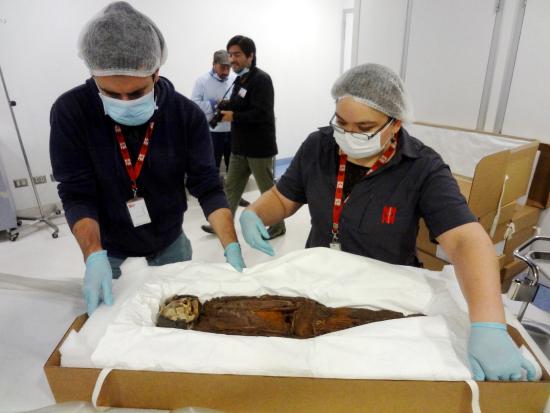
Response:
[227,35,256,67]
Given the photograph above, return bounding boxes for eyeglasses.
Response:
[330,114,393,141]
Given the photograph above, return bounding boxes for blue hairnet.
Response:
[78,1,167,77]
[331,63,413,123]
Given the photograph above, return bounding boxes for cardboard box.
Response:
[477,201,517,235]
[510,204,541,233]
[45,315,550,413]
[503,140,540,206]
[490,204,539,258]
[498,205,539,289]
[414,122,539,225]
[502,226,537,266]
[527,143,550,209]
[417,249,507,271]
[500,260,529,292]
[417,249,447,271]
[452,136,538,225]
[416,204,540,260]
[416,213,514,257]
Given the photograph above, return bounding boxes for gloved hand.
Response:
[83,250,113,316]
[239,210,275,256]
[224,242,246,272]
[468,322,536,381]
[208,99,217,112]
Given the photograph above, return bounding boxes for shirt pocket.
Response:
[344,197,415,236]
[344,200,417,259]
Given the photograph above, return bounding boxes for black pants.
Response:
[210,131,231,171]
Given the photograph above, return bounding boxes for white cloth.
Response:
[407,124,526,178]
[61,248,543,382]
[60,258,151,366]
[62,248,479,380]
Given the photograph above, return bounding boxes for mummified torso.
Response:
[157,294,419,339]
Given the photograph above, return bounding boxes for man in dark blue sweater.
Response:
[49,2,245,316]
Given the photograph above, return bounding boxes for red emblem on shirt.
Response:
[381,206,397,224]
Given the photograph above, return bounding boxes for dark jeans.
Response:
[211,131,231,171]
[107,232,192,279]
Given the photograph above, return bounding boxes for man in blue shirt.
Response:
[192,50,249,234]
[191,50,236,175]
[49,2,245,316]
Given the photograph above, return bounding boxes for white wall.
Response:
[500,0,550,141]
[356,0,498,128]
[354,0,550,231]
[355,0,550,139]
[0,0,347,211]
[405,0,496,128]
[355,0,407,74]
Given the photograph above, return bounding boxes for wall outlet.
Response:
[32,175,47,185]
[13,178,28,188]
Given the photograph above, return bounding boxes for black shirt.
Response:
[276,126,476,266]
[343,161,370,201]
[227,66,277,158]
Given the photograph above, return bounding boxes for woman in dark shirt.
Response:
[237,63,535,382]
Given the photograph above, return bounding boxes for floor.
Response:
[1,189,549,412]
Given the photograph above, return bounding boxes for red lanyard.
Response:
[331,135,398,240]
[115,122,155,197]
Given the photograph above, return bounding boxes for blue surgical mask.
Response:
[210,69,227,82]
[99,89,157,126]
[234,67,250,76]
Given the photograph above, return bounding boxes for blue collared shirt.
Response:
[191,70,236,133]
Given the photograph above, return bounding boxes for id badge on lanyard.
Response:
[127,197,151,227]
[116,123,155,227]
[330,135,397,250]
[238,87,247,98]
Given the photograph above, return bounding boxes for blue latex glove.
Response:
[468,322,536,381]
[224,242,246,272]
[83,250,113,316]
[208,99,217,112]
[239,210,275,256]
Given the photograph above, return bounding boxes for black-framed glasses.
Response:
[330,114,393,141]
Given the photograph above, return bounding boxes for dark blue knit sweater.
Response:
[50,77,227,258]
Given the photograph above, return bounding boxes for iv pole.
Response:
[0,64,59,239]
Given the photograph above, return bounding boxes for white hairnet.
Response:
[331,63,413,123]
[78,1,167,77]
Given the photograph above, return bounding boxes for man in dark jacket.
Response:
[202,35,285,242]
[49,2,245,316]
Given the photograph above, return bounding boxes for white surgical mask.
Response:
[332,119,393,159]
